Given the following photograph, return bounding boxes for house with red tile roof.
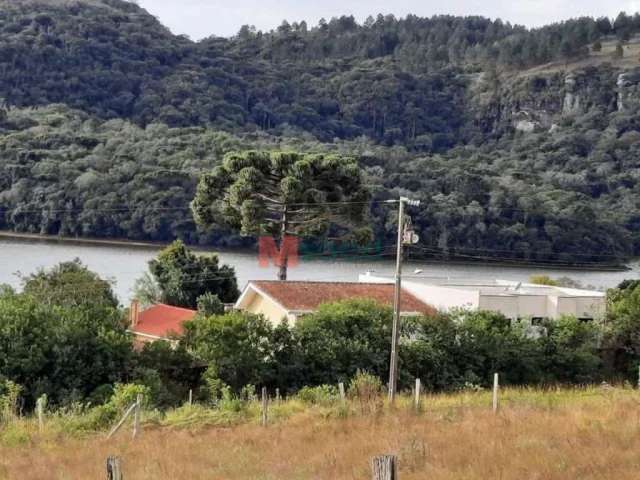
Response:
[234,281,436,325]
[128,300,197,345]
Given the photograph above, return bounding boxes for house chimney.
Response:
[129,299,140,329]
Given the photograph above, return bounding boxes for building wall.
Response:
[555,296,606,319]
[243,291,293,325]
[515,295,548,318]
[546,295,559,318]
[480,294,605,320]
[478,295,520,319]
[359,274,606,321]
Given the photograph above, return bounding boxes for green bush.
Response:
[296,385,340,406]
[182,311,274,392]
[0,288,133,408]
[348,370,383,413]
[201,365,226,405]
[59,383,151,433]
[294,300,392,388]
[133,342,201,408]
[197,293,225,316]
[0,380,22,424]
[604,282,640,380]
[109,383,151,411]
[218,386,246,414]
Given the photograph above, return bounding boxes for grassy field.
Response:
[1,387,640,479]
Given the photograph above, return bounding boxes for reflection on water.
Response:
[0,238,638,305]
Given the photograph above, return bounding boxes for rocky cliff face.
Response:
[563,74,581,115]
[472,65,638,135]
[617,68,640,111]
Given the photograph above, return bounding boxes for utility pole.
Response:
[387,197,420,404]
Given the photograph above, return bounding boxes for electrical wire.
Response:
[1,198,396,215]
[407,244,626,267]
[406,243,628,260]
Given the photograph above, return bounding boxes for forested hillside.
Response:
[0,0,639,264]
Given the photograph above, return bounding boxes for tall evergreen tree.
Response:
[192,151,371,280]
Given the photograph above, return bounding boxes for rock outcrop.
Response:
[617,69,640,111]
[563,74,581,115]
[472,65,639,135]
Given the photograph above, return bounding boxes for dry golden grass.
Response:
[1,388,640,479]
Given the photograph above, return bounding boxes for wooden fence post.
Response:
[132,394,142,439]
[414,378,421,412]
[107,402,137,439]
[261,387,268,427]
[106,456,123,480]
[371,455,397,480]
[492,373,499,413]
[338,382,346,401]
[275,388,281,406]
[188,389,193,406]
[36,395,46,433]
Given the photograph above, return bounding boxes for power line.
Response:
[407,243,628,260]
[1,199,396,215]
[408,244,626,267]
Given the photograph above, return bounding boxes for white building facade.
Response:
[359,274,606,321]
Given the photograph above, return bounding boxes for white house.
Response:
[234,281,436,325]
[359,273,606,321]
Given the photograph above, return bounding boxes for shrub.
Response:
[294,300,392,387]
[218,386,246,414]
[239,384,257,402]
[529,275,559,286]
[0,380,22,424]
[197,293,225,316]
[110,383,151,411]
[0,292,133,408]
[201,365,226,405]
[296,385,339,406]
[348,370,383,413]
[182,311,274,392]
[133,342,202,408]
[60,383,151,433]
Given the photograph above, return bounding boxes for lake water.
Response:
[0,237,638,305]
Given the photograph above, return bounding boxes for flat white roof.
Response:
[359,274,605,298]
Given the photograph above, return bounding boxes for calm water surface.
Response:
[1,238,638,305]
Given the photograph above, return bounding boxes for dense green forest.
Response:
[0,0,639,264]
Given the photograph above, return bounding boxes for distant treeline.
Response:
[0,1,638,263]
[0,1,638,142]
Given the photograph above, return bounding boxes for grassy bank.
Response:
[1,386,639,479]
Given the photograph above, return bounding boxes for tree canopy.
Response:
[148,240,239,309]
[22,259,119,309]
[192,151,371,279]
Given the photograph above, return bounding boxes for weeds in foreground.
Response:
[1,386,639,480]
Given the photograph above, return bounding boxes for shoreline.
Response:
[0,231,165,250]
[0,230,632,272]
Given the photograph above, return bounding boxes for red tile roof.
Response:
[131,304,197,339]
[251,281,436,316]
